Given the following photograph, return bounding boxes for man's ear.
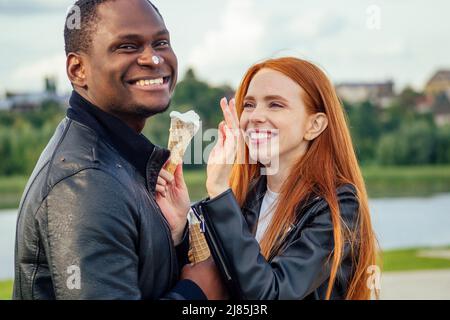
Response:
[304,112,328,141]
[66,53,87,88]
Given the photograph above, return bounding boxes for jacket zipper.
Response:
[192,204,233,282]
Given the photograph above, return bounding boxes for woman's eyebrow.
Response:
[264,95,289,103]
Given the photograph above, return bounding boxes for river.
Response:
[1,194,450,280]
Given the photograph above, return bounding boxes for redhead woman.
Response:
[156,57,379,300]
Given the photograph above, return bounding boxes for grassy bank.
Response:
[381,246,450,272]
[1,246,450,300]
[0,171,208,210]
[0,280,12,300]
[363,165,450,198]
[0,176,28,210]
[1,165,450,210]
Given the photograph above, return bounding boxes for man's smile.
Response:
[126,75,171,91]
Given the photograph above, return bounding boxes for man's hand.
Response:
[155,163,190,245]
[181,257,229,300]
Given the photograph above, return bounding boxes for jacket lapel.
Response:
[242,175,267,236]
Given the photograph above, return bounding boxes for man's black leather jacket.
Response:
[194,176,359,300]
[13,93,204,300]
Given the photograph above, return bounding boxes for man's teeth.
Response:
[135,78,164,86]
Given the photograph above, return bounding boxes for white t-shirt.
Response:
[255,186,280,244]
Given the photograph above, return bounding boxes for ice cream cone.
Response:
[165,111,200,174]
[188,223,211,264]
[188,210,211,264]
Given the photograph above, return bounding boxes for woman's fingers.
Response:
[155,184,167,197]
[157,176,167,187]
[159,168,174,184]
[220,98,232,129]
[228,98,239,131]
[220,97,240,141]
[173,163,187,189]
[156,168,173,197]
[223,124,237,162]
[218,121,226,146]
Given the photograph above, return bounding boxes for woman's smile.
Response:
[245,129,278,145]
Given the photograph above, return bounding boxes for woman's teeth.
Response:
[247,131,277,143]
[250,132,271,139]
[135,78,164,86]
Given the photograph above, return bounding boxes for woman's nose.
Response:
[249,106,267,123]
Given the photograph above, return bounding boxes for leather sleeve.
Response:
[174,223,190,269]
[36,169,142,299]
[35,168,203,300]
[201,187,359,300]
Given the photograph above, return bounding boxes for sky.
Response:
[0,0,449,95]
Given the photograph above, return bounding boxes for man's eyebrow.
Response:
[153,29,169,37]
[115,29,169,41]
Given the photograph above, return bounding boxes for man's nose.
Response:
[137,46,165,67]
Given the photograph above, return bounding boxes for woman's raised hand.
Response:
[206,97,240,198]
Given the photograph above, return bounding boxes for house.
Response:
[0,77,69,112]
[0,97,12,111]
[335,80,395,108]
[432,91,450,126]
[425,70,450,96]
[414,94,434,114]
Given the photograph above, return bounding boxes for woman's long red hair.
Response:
[230,57,379,300]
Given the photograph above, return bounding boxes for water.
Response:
[0,209,17,280]
[370,194,450,249]
[1,194,450,280]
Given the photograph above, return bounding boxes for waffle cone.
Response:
[165,118,196,174]
[188,222,211,264]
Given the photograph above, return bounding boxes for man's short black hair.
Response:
[64,0,162,56]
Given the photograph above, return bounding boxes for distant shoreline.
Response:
[1,165,450,210]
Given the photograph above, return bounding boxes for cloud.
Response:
[10,54,70,93]
[0,0,72,15]
[186,0,265,86]
[185,0,350,86]
[289,10,347,39]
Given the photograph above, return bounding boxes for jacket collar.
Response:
[241,175,268,235]
[66,90,170,190]
[241,174,322,235]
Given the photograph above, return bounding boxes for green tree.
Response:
[377,120,437,165]
[348,101,381,164]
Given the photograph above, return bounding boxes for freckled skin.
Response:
[240,68,311,167]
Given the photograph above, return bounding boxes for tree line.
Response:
[1,69,449,176]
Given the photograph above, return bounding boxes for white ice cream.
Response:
[169,110,200,133]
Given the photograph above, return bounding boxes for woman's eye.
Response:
[243,102,255,109]
[270,102,284,109]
